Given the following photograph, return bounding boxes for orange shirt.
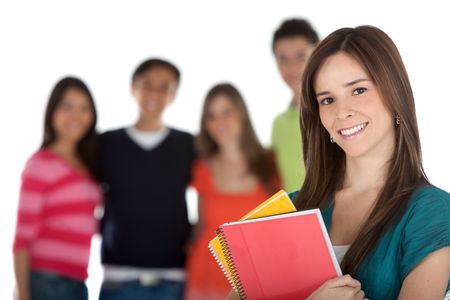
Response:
[185,159,274,300]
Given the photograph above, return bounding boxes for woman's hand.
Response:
[307,274,368,300]
[226,275,367,300]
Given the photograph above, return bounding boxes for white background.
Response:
[1,1,449,299]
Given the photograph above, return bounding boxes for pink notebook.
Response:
[217,209,342,300]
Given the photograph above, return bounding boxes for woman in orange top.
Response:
[185,83,279,300]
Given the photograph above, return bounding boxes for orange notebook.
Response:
[217,209,342,300]
[208,190,296,286]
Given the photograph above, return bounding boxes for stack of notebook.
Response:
[208,190,342,300]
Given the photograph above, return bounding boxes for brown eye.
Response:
[320,97,334,105]
[353,87,367,95]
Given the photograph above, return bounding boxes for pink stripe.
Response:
[46,215,98,235]
[18,191,44,213]
[24,157,70,183]
[15,224,38,239]
[31,239,91,267]
[47,180,101,206]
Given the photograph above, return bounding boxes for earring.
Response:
[395,114,401,125]
[330,135,335,143]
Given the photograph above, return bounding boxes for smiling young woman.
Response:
[296,25,450,300]
[13,77,101,300]
[185,83,280,300]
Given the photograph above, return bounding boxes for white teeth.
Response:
[339,123,367,136]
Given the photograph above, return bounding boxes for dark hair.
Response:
[297,25,428,275]
[272,18,319,51]
[197,83,277,194]
[131,58,181,85]
[42,77,99,180]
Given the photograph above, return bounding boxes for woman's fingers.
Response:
[307,275,365,300]
[325,274,361,288]
[355,289,366,299]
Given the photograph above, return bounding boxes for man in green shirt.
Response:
[271,19,319,192]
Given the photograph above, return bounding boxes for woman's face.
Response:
[314,52,395,159]
[52,88,94,145]
[205,94,243,146]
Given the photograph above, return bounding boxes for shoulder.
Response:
[399,185,450,241]
[272,110,288,127]
[192,159,209,178]
[168,127,194,139]
[190,158,210,192]
[411,185,450,200]
[274,106,298,122]
[22,149,70,183]
[272,108,299,141]
[407,185,450,212]
[99,128,129,152]
[100,128,126,141]
[24,149,60,169]
[167,127,195,148]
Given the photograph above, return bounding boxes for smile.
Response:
[338,122,368,138]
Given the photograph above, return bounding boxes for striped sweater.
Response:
[13,149,101,281]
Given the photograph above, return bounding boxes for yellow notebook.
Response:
[208,190,296,287]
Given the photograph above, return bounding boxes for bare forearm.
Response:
[13,250,31,300]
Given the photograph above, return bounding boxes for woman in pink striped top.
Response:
[13,77,102,300]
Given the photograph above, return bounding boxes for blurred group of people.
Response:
[13,18,317,300]
[12,17,450,300]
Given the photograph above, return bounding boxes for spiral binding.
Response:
[216,227,247,300]
[207,243,231,280]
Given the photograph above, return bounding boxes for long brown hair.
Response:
[197,83,277,194]
[297,26,428,275]
[42,77,99,180]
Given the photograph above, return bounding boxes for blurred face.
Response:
[53,88,94,144]
[132,66,178,119]
[274,36,315,95]
[314,52,395,159]
[205,95,243,146]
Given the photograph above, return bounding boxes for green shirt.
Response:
[289,186,450,299]
[271,105,305,193]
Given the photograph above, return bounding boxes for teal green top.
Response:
[271,105,305,193]
[289,186,450,300]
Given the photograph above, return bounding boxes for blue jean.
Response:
[30,270,88,300]
[99,279,185,300]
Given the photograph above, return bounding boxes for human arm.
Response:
[398,247,450,299]
[12,155,47,300]
[397,188,450,299]
[13,250,31,300]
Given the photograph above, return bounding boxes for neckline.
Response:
[127,125,169,136]
[199,159,262,196]
[123,127,172,152]
[41,148,93,180]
